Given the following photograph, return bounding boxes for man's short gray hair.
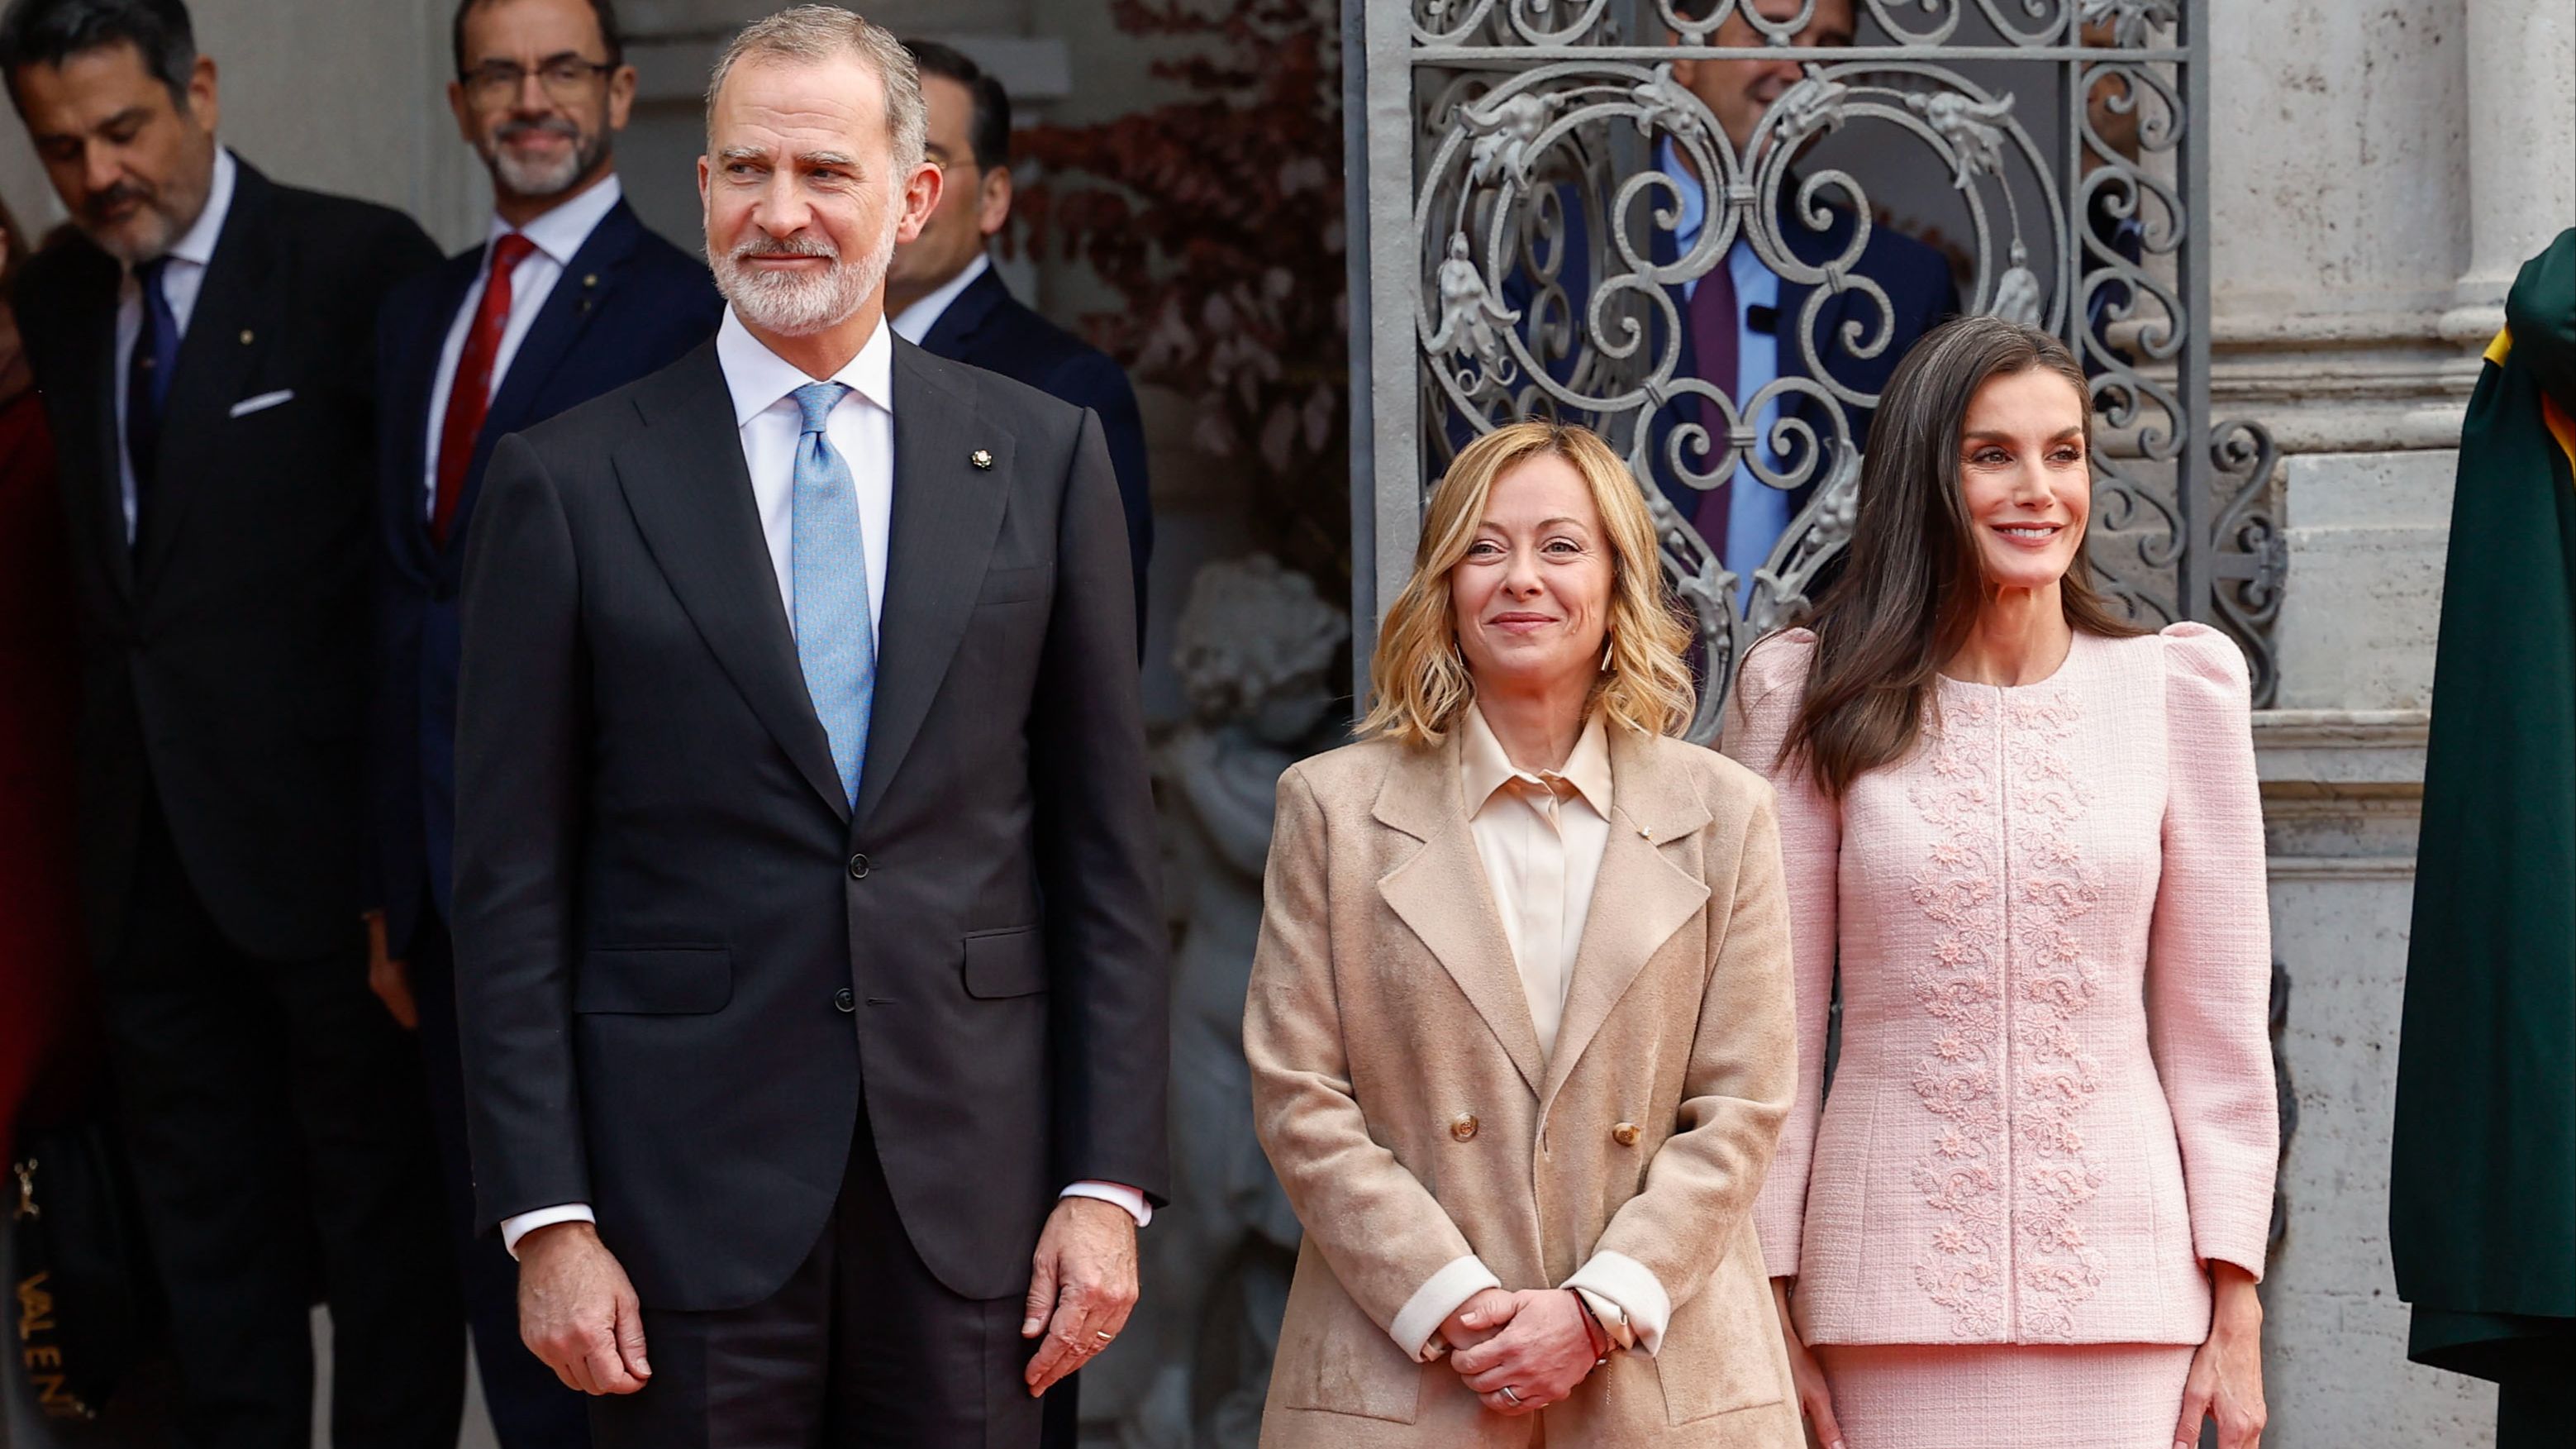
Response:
[705,5,926,173]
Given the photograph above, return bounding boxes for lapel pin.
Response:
[239,328,255,345]
[583,273,598,288]
[970,448,994,470]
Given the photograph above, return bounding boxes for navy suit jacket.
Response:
[369,197,722,952]
[916,264,1153,641]
[1500,182,1957,524]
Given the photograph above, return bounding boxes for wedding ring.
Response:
[1499,1385,1522,1406]
[1094,1330,1116,1342]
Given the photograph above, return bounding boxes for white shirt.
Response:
[498,306,1150,1255]
[113,145,236,540]
[1659,138,1791,603]
[889,250,989,346]
[421,175,626,515]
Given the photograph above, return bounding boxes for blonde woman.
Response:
[1245,421,1805,1447]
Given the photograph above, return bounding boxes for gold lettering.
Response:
[25,1344,61,1369]
[16,1273,56,1337]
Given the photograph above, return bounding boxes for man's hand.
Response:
[363,910,417,1030]
[518,1222,650,1395]
[1021,1196,1140,1396]
[1437,1287,1521,1356]
[1449,1289,1601,1416]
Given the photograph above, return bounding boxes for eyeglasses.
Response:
[459,56,614,105]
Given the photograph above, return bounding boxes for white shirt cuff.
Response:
[1562,1250,1673,1356]
[1390,1254,1502,1362]
[499,1204,596,1259]
[1059,1181,1153,1229]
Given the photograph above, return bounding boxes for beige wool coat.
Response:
[1244,722,1806,1448]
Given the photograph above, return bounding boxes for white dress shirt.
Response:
[499,306,1149,1255]
[889,250,989,346]
[113,145,236,540]
[420,175,626,515]
[1385,706,1671,1360]
[1659,138,1792,604]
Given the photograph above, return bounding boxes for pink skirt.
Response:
[1814,1342,2195,1449]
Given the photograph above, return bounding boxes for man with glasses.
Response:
[887,40,1152,650]
[367,3,719,1444]
[0,1,455,1446]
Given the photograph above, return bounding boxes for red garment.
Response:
[0,383,83,1161]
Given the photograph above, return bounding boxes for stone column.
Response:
[2211,2,2574,1444]
[2442,0,2576,337]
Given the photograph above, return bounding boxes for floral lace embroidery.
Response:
[1906,696,2007,1337]
[2002,691,2107,1339]
[1905,689,2107,1340]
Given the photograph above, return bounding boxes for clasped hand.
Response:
[1440,1287,1602,1416]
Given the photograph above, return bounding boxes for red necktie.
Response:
[432,231,538,546]
[1686,259,1741,555]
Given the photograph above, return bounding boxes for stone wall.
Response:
[2217,1,2574,1443]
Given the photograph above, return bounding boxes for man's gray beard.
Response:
[707,224,895,337]
[485,130,605,200]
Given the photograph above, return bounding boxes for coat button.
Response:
[833,987,856,1013]
[846,853,870,879]
[1612,1122,1642,1147]
[1450,1113,1479,1142]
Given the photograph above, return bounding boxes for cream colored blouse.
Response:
[1459,704,1614,1061]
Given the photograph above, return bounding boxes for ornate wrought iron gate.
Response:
[1343,0,2281,737]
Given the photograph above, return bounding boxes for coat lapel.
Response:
[49,247,132,605]
[611,345,850,820]
[388,252,480,578]
[134,164,279,594]
[849,341,1011,830]
[450,202,644,546]
[1538,727,1713,1109]
[916,265,1009,360]
[1372,734,1548,1097]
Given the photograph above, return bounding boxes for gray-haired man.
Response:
[450,8,1169,1446]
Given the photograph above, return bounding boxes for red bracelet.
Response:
[1569,1289,1612,1361]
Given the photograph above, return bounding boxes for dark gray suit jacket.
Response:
[450,335,1169,1311]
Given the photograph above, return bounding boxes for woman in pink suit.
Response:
[1724,316,2276,1449]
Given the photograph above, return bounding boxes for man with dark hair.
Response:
[888,38,1153,646]
[1653,0,1955,599]
[0,2,459,1447]
[367,2,721,1447]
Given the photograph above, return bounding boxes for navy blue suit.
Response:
[916,264,1153,642]
[368,194,719,1449]
[1497,182,1957,526]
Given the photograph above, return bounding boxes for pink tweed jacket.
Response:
[1722,623,2277,1347]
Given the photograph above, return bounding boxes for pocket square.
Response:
[228,388,295,418]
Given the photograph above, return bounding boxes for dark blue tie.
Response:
[126,257,180,527]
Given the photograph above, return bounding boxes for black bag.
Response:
[10,1120,162,1420]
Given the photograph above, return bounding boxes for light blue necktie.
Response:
[788,382,877,808]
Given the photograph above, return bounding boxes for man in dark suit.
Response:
[1653,0,1955,597]
[885,39,1152,642]
[451,10,1169,1447]
[365,2,721,1446]
[0,2,458,1446]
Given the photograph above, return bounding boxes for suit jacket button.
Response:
[846,853,870,879]
[1450,1113,1479,1142]
[834,987,856,1013]
[1612,1122,1642,1147]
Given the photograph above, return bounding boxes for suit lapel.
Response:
[915,265,1009,360]
[135,164,278,594]
[1373,735,1548,1097]
[849,341,1011,829]
[612,345,849,821]
[1538,727,1713,1109]
[450,203,644,545]
[389,253,480,577]
[49,248,132,604]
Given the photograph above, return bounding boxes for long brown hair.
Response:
[1778,315,2144,798]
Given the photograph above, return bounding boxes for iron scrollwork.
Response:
[1383,0,2281,735]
